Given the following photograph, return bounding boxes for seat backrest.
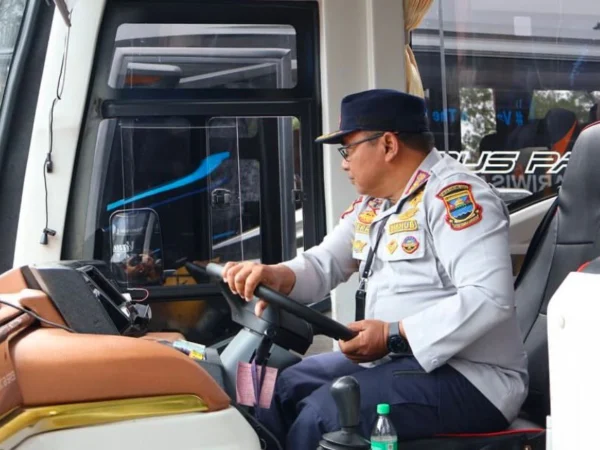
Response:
[514,122,600,424]
[542,108,580,154]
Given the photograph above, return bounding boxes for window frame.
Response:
[409,9,598,211]
[63,0,325,303]
[0,0,53,271]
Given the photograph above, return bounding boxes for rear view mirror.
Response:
[109,208,164,287]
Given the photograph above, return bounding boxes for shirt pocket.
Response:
[379,230,426,262]
[378,230,444,292]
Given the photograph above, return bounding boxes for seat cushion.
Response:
[508,417,544,431]
[396,418,546,450]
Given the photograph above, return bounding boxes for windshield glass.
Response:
[0,0,27,107]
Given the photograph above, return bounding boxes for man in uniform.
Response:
[223,89,528,449]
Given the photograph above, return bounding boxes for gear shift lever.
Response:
[316,376,370,450]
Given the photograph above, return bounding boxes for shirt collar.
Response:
[370,149,442,224]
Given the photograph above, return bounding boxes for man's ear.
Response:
[383,132,400,162]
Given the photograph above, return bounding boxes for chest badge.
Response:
[398,208,418,220]
[401,236,420,254]
[398,190,425,220]
[386,240,399,254]
[409,190,425,208]
[353,240,368,253]
[358,210,377,224]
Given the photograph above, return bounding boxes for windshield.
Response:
[0,0,27,107]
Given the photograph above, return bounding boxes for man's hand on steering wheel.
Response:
[222,261,296,317]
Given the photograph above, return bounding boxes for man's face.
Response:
[339,131,387,196]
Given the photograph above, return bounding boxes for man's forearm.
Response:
[273,263,297,296]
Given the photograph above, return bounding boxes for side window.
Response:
[412,0,600,274]
[0,0,27,105]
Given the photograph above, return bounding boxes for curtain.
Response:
[403,0,434,98]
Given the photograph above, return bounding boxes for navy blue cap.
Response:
[315,89,430,144]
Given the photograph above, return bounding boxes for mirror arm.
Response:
[47,0,72,27]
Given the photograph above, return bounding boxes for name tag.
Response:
[355,223,371,234]
[388,220,419,234]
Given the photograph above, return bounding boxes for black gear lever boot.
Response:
[316,376,370,450]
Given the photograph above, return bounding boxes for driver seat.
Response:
[400,121,600,449]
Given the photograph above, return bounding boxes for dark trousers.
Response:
[256,352,508,450]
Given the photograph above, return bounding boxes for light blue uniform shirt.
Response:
[283,149,529,422]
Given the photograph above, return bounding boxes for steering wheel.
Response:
[187,262,357,342]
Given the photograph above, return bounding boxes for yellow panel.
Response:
[0,395,207,447]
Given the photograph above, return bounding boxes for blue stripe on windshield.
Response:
[213,230,236,241]
[144,177,228,209]
[106,152,230,211]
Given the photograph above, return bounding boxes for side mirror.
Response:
[109,208,164,287]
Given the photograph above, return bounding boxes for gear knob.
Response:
[331,376,361,429]
[317,376,369,449]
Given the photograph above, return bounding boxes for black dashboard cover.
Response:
[21,261,120,335]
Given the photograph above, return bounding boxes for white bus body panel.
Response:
[15,408,261,450]
[547,271,600,450]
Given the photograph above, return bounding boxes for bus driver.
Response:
[222,89,528,449]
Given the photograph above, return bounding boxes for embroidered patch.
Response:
[388,220,419,234]
[409,190,425,208]
[355,223,371,234]
[353,240,368,253]
[396,190,425,220]
[341,196,363,219]
[437,183,483,231]
[398,207,419,220]
[405,170,430,195]
[358,210,377,225]
[387,240,399,254]
[401,236,420,254]
[367,198,384,212]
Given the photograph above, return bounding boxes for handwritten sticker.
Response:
[236,362,278,409]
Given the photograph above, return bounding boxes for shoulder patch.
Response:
[436,182,483,230]
[341,196,363,219]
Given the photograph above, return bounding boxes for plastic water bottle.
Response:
[370,403,398,450]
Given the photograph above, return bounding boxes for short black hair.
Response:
[397,132,435,153]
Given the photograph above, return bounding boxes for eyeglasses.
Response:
[337,132,385,161]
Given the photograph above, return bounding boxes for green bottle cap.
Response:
[377,403,390,415]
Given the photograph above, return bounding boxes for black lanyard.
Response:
[354,189,422,321]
